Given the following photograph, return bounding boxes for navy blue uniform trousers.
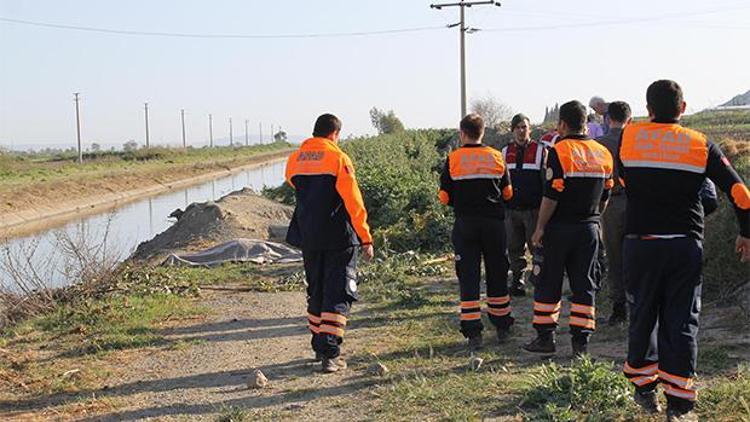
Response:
[452,215,513,338]
[623,237,702,407]
[304,246,358,359]
[532,223,599,341]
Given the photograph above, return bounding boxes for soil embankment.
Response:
[131,188,294,262]
[0,149,293,239]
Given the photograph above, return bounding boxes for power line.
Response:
[0,16,446,39]
[481,4,750,33]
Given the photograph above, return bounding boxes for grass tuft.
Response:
[521,357,636,421]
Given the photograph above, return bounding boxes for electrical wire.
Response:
[480,4,750,33]
[0,16,447,39]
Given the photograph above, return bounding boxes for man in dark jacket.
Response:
[502,113,547,296]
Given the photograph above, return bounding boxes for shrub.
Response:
[521,357,636,421]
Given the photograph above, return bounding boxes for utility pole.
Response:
[229,117,233,146]
[259,122,263,144]
[144,102,150,148]
[73,92,82,163]
[208,114,214,147]
[180,109,186,148]
[430,1,501,118]
[244,119,249,146]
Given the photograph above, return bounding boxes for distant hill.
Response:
[720,90,750,107]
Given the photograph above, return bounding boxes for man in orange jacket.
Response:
[439,113,515,350]
[619,80,750,420]
[526,100,614,357]
[285,114,374,373]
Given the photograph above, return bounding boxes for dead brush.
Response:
[0,216,122,328]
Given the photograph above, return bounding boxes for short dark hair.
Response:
[607,101,632,124]
[313,113,342,138]
[511,113,530,131]
[558,100,587,132]
[647,80,683,121]
[460,113,484,140]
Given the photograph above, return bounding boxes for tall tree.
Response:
[469,95,513,130]
[370,107,405,135]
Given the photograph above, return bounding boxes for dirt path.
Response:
[2,287,383,421]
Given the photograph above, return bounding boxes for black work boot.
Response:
[314,351,324,361]
[633,390,662,414]
[608,302,628,325]
[571,336,589,358]
[467,334,483,352]
[496,326,510,343]
[523,332,556,354]
[666,399,697,421]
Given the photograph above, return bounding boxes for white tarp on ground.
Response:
[161,239,302,267]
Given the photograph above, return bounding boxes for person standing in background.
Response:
[595,101,632,325]
[502,113,547,296]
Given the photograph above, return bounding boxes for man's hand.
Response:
[532,228,544,248]
[361,244,374,261]
[736,236,750,263]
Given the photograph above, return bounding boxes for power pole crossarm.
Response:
[430,1,501,119]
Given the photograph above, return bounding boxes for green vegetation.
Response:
[698,364,750,421]
[683,109,750,142]
[521,358,636,421]
[0,141,291,189]
[6,293,203,357]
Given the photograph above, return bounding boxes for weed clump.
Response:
[521,357,636,421]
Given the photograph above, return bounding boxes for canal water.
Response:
[0,160,286,289]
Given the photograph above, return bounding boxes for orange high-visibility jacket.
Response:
[285,137,372,250]
[619,120,750,238]
[544,134,614,224]
[438,144,513,218]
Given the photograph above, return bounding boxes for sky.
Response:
[1,0,749,149]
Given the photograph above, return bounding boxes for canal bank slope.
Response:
[0,148,294,238]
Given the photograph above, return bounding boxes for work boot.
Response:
[523,332,556,354]
[633,390,661,414]
[608,302,628,325]
[666,407,698,422]
[314,352,324,361]
[666,400,697,422]
[321,356,347,373]
[571,337,588,358]
[496,326,510,344]
[467,334,483,352]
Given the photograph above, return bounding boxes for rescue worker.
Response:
[619,80,750,420]
[502,113,547,296]
[595,101,632,325]
[525,100,614,356]
[439,113,515,350]
[285,113,374,373]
